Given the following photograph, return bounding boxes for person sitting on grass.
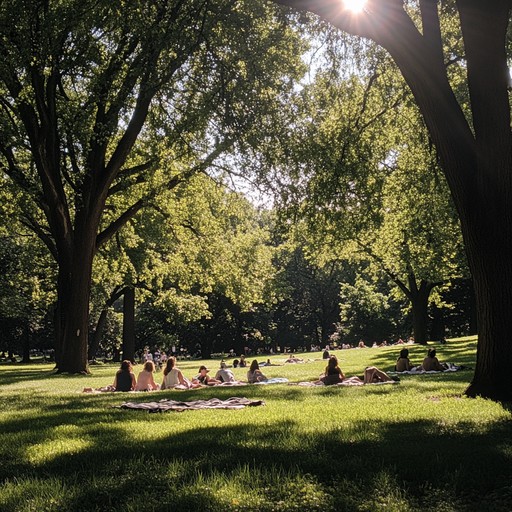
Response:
[161,356,199,389]
[319,355,344,385]
[264,358,283,366]
[134,360,160,391]
[193,365,221,386]
[247,359,268,383]
[421,348,448,371]
[215,361,237,383]
[316,355,396,385]
[395,348,415,372]
[113,360,137,392]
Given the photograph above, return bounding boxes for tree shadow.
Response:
[2,389,512,511]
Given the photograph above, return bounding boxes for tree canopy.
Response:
[270,0,512,401]
[0,0,306,372]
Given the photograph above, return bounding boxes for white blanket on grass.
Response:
[252,377,289,385]
[290,379,399,387]
[391,364,466,375]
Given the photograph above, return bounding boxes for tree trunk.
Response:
[464,221,512,400]
[467,279,477,335]
[410,289,429,345]
[53,271,68,368]
[88,308,109,362]
[56,227,95,374]
[122,286,136,362]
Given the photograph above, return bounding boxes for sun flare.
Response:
[343,0,367,13]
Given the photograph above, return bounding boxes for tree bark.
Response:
[463,221,512,400]
[410,289,429,345]
[57,228,95,374]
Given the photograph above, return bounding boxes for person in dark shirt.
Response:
[113,360,136,391]
[194,365,221,386]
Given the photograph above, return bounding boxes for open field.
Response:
[1,337,512,511]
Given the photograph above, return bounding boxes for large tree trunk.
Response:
[462,206,512,400]
[466,261,512,400]
[56,226,96,374]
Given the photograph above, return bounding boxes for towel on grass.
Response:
[253,377,289,385]
[290,379,398,387]
[83,381,248,393]
[391,364,468,375]
[119,396,265,412]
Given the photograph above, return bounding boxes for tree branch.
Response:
[20,216,58,261]
[96,199,146,249]
[355,238,412,299]
[107,160,156,197]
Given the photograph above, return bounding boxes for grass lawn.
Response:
[1,337,512,511]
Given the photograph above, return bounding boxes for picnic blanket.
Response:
[119,396,265,412]
[391,364,468,376]
[290,379,399,387]
[253,377,289,385]
[83,381,248,393]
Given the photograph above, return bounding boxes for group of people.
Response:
[110,347,450,392]
[315,355,397,386]
[395,348,448,372]
[112,357,245,392]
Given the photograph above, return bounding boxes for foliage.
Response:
[90,174,277,357]
[0,185,56,356]
[0,0,308,370]
[338,275,405,344]
[262,29,468,342]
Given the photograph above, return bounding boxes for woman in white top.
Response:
[161,357,191,389]
[135,361,160,391]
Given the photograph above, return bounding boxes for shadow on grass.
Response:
[1,388,512,511]
[0,367,62,386]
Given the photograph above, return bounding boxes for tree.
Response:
[266,37,466,346]
[272,0,512,401]
[89,173,276,359]
[271,234,343,349]
[337,274,404,344]
[353,113,467,345]
[0,185,56,361]
[0,0,305,373]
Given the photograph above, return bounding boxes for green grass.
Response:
[1,337,512,511]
